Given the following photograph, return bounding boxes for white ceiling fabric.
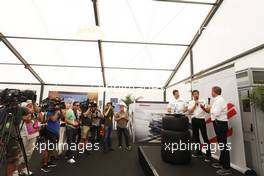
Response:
[0,0,215,87]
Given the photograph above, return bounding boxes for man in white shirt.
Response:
[167,90,187,114]
[188,90,211,162]
[201,86,231,175]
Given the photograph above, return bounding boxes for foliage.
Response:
[249,86,264,112]
[121,94,134,107]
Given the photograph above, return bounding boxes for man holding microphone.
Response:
[188,90,211,162]
[201,86,231,175]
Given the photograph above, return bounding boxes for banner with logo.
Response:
[48,91,98,104]
[131,101,168,144]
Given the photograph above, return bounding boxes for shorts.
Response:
[42,129,59,152]
[81,126,90,139]
[6,138,21,163]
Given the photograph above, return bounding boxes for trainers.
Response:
[216,168,232,175]
[126,146,132,151]
[13,170,19,176]
[40,165,51,173]
[118,146,123,150]
[192,153,202,158]
[204,156,211,162]
[67,158,76,164]
[47,161,57,168]
[192,154,199,158]
[212,163,223,169]
[19,168,33,176]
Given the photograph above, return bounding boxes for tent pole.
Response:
[39,84,44,104]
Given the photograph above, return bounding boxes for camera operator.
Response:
[90,104,102,146]
[18,100,42,176]
[0,89,37,176]
[102,102,114,152]
[65,102,80,164]
[40,106,62,173]
[80,105,92,149]
[0,106,29,176]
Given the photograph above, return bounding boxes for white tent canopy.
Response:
[0,0,217,88]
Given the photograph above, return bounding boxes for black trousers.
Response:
[191,117,211,157]
[76,126,81,145]
[90,126,100,144]
[117,127,130,147]
[66,127,77,159]
[213,120,230,169]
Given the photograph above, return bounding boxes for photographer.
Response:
[102,102,114,152]
[80,105,92,149]
[65,102,79,164]
[90,104,102,146]
[18,100,42,176]
[40,108,61,173]
[0,89,38,176]
[0,106,29,176]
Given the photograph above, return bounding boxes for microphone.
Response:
[208,98,211,105]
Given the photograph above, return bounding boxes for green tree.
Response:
[249,86,264,112]
[121,94,134,113]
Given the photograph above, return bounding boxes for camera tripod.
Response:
[0,106,31,176]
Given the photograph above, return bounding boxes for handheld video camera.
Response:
[0,88,37,106]
[40,97,66,112]
[80,99,97,112]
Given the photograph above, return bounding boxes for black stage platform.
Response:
[138,146,244,176]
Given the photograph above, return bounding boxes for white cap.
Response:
[119,102,127,107]
[21,100,32,107]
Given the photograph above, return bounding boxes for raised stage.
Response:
[138,146,244,176]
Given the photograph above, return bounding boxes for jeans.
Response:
[213,120,230,169]
[103,126,113,149]
[66,126,77,159]
[191,117,211,157]
[117,127,130,147]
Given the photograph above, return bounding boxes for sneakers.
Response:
[67,158,76,164]
[40,165,51,173]
[13,170,19,176]
[119,145,132,151]
[204,156,211,162]
[216,168,232,175]
[126,146,132,151]
[192,153,203,158]
[19,168,33,176]
[212,163,223,169]
[192,154,199,158]
[47,161,57,168]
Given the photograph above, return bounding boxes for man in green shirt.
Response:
[65,102,79,164]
